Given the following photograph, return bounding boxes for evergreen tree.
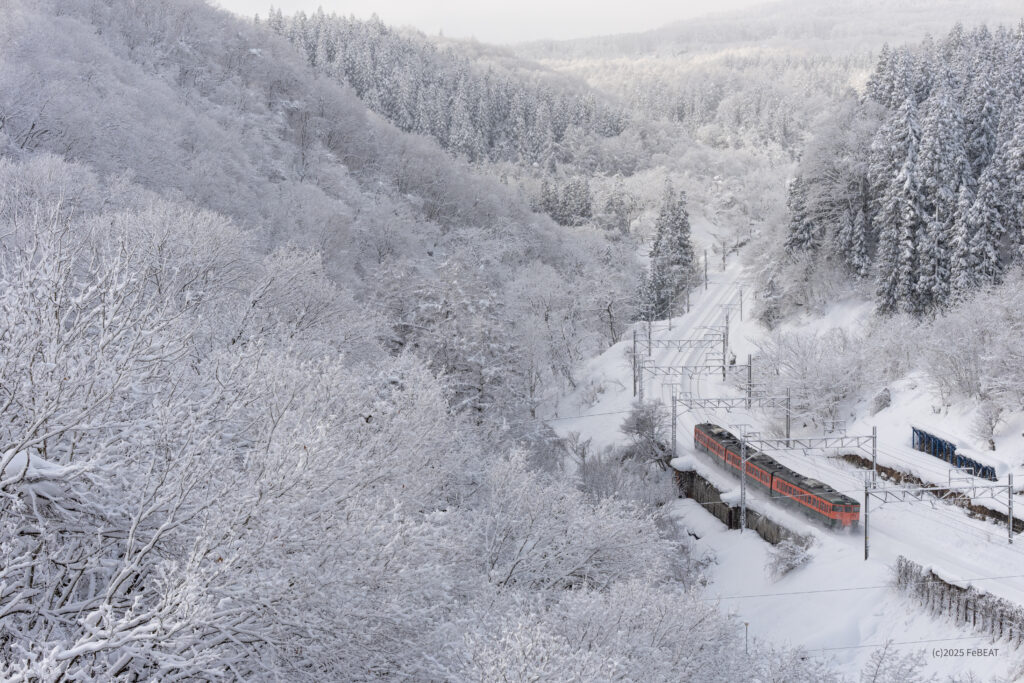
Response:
[1001,108,1024,260]
[784,176,816,252]
[538,179,561,222]
[915,87,965,309]
[560,178,593,227]
[948,185,976,301]
[967,163,1007,287]
[872,97,924,314]
[866,44,895,107]
[837,205,872,278]
[600,179,637,235]
[965,69,1000,179]
[644,183,695,319]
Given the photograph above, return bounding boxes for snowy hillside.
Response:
[553,236,1024,680]
[3,0,1023,679]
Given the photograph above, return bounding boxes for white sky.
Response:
[211,0,775,44]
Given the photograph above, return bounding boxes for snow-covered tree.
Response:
[784,175,817,252]
[872,97,925,314]
[643,182,695,319]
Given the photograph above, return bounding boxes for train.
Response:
[693,423,861,529]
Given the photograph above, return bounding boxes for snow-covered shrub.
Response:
[619,400,671,467]
[577,450,678,508]
[477,452,679,592]
[859,640,929,683]
[871,387,892,415]
[577,376,608,409]
[972,400,1004,450]
[767,536,814,580]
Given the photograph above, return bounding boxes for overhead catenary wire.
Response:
[815,634,995,653]
[699,571,1024,602]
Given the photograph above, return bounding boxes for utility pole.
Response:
[722,313,729,381]
[704,249,708,290]
[632,329,638,397]
[785,388,792,441]
[721,246,726,271]
[739,286,744,321]
[740,439,748,531]
[872,426,878,484]
[638,357,645,403]
[864,481,872,561]
[647,319,652,356]
[1010,473,1015,545]
[746,354,752,409]
[671,392,678,458]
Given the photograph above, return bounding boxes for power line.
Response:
[815,634,994,653]
[701,572,1024,602]
[505,408,637,428]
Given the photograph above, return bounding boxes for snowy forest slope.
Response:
[0,0,838,680]
[779,23,1024,314]
[516,0,1024,154]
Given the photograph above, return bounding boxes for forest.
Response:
[780,23,1024,314]
[3,0,1022,679]
[0,0,837,679]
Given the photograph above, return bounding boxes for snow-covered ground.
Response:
[548,242,1024,678]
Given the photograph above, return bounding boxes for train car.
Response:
[770,467,860,529]
[911,426,997,481]
[694,423,860,529]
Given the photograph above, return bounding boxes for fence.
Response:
[895,556,1024,647]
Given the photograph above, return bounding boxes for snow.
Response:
[0,450,67,500]
[548,226,1024,679]
[669,455,697,471]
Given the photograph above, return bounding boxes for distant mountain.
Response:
[516,0,1024,59]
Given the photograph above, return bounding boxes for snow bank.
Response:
[670,455,698,472]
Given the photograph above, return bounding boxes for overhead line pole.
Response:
[671,391,678,458]
[746,354,752,409]
[632,329,637,397]
[638,357,645,403]
[864,480,870,561]
[722,313,729,381]
[872,426,878,484]
[785,388,791,440]
[740,439,748,532]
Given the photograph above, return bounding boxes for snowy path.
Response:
[549,247,1024,678]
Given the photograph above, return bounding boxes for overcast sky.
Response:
[211,0,774,44]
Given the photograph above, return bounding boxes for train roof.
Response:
[747,454,784,471]
[698,423,737,440]
[773,465,859,506]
